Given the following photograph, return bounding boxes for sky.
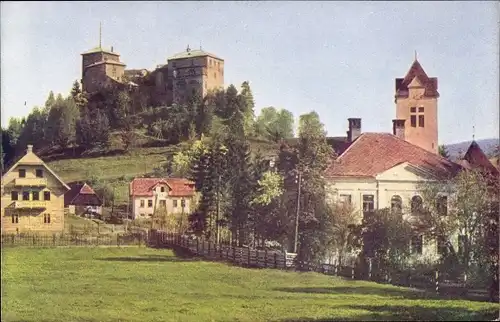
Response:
[1,1,498,144]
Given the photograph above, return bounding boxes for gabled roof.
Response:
[64,183,102,206]
[130,177,196,197]
[395,59,439,98]
[460,141,499,176]
[1,146,70,191]
[326,133,461,179]
[168,48,222,61]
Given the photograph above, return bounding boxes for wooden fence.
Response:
[150,230,495,302]
[1,232,148,247]
[149,230,296,269]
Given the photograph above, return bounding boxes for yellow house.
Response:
[1,145,70,234]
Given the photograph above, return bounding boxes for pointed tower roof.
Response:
[462,141,499,176]
[395,59,439,99]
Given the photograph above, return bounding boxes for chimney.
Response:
[111,46,114,52]
[27,145,33,153]
[392,119,406,140]
[347,118,361,142]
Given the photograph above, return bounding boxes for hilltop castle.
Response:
[81,30,224,106]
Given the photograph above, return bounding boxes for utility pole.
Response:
[294,171,302,254]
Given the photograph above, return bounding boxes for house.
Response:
[64,183,103,217]
[129,177,196,220]
[1,145,70,234]
[325,118,462,257]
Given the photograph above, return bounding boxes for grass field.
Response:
[2,247,498,322]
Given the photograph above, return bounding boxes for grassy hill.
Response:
[43,135,280,207]
[2,247,498,322]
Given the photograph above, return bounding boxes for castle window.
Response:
[410,107,416,113]
[418,115,425,127]
[418,107,424,113]
[410,115,417,127]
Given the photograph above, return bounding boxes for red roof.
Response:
[395,60,439,99]
[130,177,195,197]
[326,133,461,179]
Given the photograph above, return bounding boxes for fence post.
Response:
[284,253,287,270]
[351,265,355,280]
[196,237,199,254]
[335,264,338,276]
[435,268,439,294]
[208,239,211,258]
[248,247,251,267]
[274,252,278,269]
[233,245,236,263]
[264,249,268,267]
[53,234,56,246]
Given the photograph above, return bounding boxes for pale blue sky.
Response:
[1,1,498,144]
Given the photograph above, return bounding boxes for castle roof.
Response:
[82,46,120,56]
[168,47,222,61]
[395,59,439,99]
[85,60,126,69]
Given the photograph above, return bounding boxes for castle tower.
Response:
[81,23,126,94]
[394,57,439,154]
[166,45,224,105]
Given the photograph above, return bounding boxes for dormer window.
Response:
[36,169,43,178]
[161,187,165,193]
[19,169,26,178]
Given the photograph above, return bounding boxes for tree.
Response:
[439,145,450,159]
[324,200,361,267]
[53,98,78,149]
[417,168,495,286]
[255,107,294,142]
[251,171,284,207]
[293,111,334,263]
[240,81,256,137]
[6,117,22,147]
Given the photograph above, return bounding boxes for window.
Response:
[410,106,425,127]
[32,191,40,201]
[22,191,30,201]
[140,200,145,208]
[44,191,51,201]
[181,199,186,208]
[160,187,165,193]
[11,191,18,201]
[437,195,448,216]
[411,195,423,215]
[390,195,402,212]
[147,200,153,208]
[418,115,425,127]
[11,214,19,224]
[159,200,166,208]
[173,199,178,208]
[339,194,352,204]
[362,195,374,213]
[410,115,417,127]
[411,235,423,254]
[36,169,43,178]
[19,169,26,178]
[437,235,447,255]
[44,213,51,224]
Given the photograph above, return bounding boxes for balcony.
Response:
[14,178,47,187]
[13,201,48,209]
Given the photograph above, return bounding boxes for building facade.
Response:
[129,178,196,220]
[395,59,439,154]
[64,183,103,217]
[81,46,126,94]
[1,145,70,234]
